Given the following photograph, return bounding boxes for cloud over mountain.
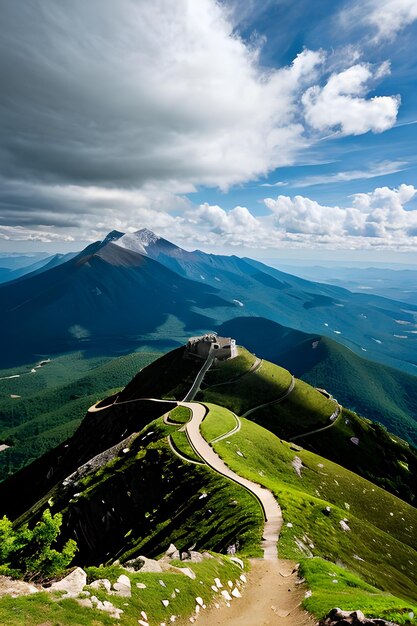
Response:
[0,0,405,248]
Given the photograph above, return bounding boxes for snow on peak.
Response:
[113,228,160,255]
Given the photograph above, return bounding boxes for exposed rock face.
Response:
[47,567,87,597]
[320,607,400,626]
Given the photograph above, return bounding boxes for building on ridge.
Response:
[185,333,237,361]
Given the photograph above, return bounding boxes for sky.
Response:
[0,0,417,263]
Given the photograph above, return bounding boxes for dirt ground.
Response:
[194,558,317,626]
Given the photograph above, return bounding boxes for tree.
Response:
[0,509,77,582]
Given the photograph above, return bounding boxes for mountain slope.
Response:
[216,316,417,446]
[0,348,416,624]
[112,229,417,374]
[0,240,237,366]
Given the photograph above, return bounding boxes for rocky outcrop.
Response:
[46,567,87,597]
[320,607,400,626]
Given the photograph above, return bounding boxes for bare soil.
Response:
[194,559,316,626]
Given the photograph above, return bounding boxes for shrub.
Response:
[0,509,77,582]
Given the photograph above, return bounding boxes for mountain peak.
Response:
[102,230,125,244]
[113,228,180,256]
[133,228,161,246]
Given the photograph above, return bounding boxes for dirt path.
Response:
[194,559,316,626]
[181,401,282,559]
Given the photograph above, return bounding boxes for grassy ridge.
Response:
[199,353,294,414]
[201,409,417,611]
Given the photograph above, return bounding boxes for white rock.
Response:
[240,574,247,583]
[162,599,170,607]
[90,578,111,593]
[196,596,204,606]
[48,567,87,597]
[231,587,241,598]
[141,610,148,620]
[159,579,167,587]
[211,584,218,592]
[227,580,233,588]
[0,576,39,598]
[136,582,147,589]
[138,620,148,626]
[221,590,232,601]
[195,605,200,614]
[230,556,244,569]
[113,574,131,597]
[214,578,222,588]
[339,520,350,532]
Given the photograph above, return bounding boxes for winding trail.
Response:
[289,403,341,442]
[180,401,282,560]
[241,374,295,419]
[195,559,315,626]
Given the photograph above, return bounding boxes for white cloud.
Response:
[338,0,417,44]
[302,63,400,135]
[264,184,417,246]
[291,161,409,188]
[361,0,417,42]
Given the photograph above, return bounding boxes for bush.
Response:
[0,509,77,582]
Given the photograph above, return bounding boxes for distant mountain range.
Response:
[1,229,417,378]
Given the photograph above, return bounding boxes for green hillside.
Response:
[217,316,417,446]
[196,348,417,505]
[0,351,161,479]
[1,343,417,624]
[202,406,417,619]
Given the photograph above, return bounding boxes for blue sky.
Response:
[0,0,416,263]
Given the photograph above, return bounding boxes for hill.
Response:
[0,345,416,625]
[0,351,162,480]
[216,316,417,446]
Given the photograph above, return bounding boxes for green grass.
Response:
[168,405,192,424]
[200,408,417,608]
[203,346,257,385]
[0,351,161,479]
[200,404,238,442]
[300,558,417,625]
[199,358,293,414]
[246,378,336,436]
[170,429,202,463]
[0,555,247,626]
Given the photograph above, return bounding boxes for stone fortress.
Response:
[185,333,237,361]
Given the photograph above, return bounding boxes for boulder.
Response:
[47,567,87,597]
[319,607,400,626]
[165,543,180,560]
[113,574,131,597]
[90,578,111,593]
[124,555,163,573]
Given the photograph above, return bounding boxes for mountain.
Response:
[0,238,237,366]
[0,344,416,625]
[2,227,417,378]
[113,229,417,375]
[0,252,76,284]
